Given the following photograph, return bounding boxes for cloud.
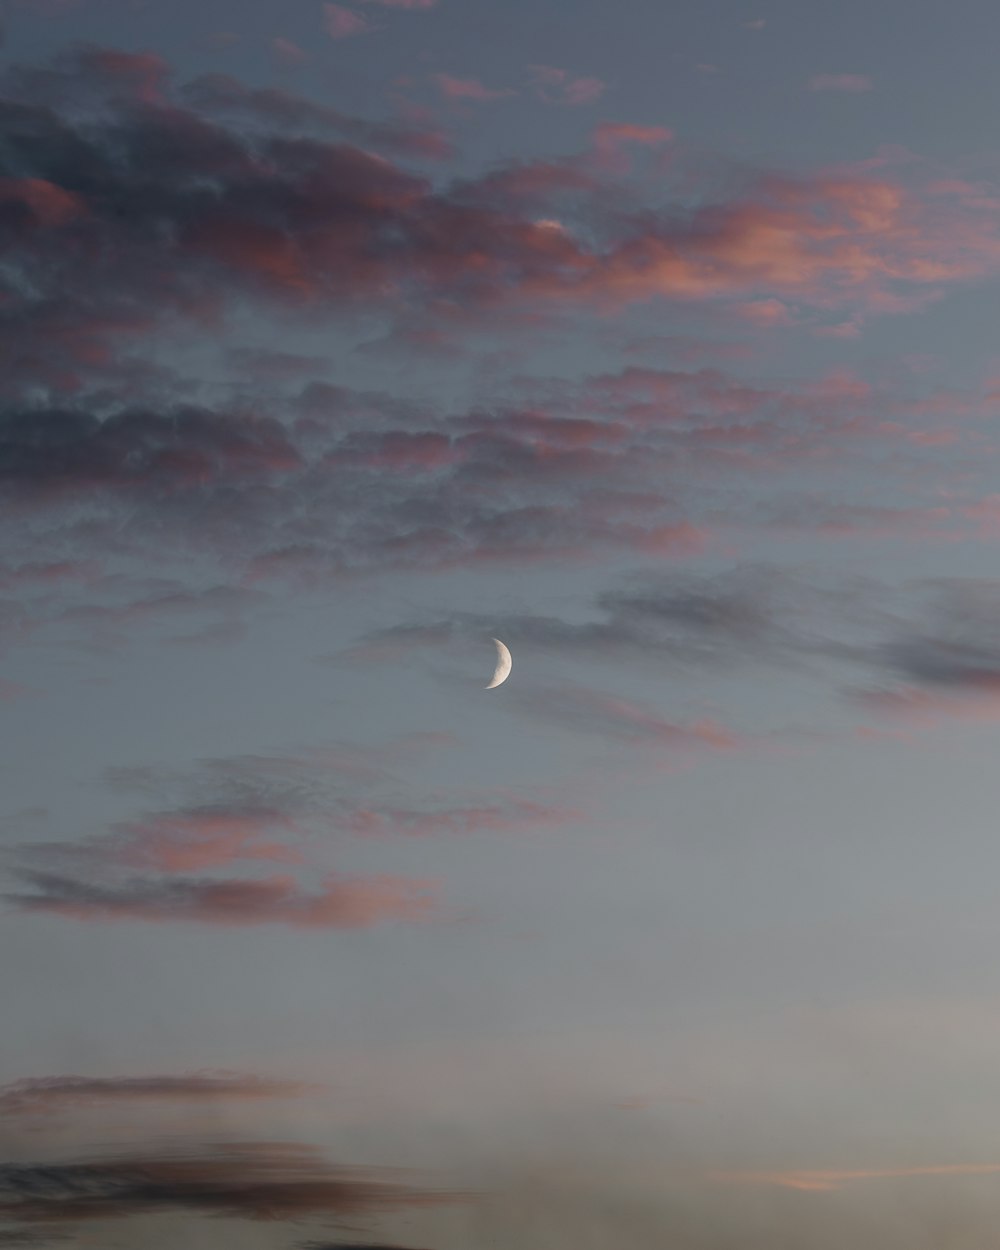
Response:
[350,565,807,669]
[713,1163,1000,1191]
[345,799,581,838]
[527,65,605,106]
[0,1140,457,1227]
[850,684,1000,733]
[0,1073,317,1115]
[0,406,300,494]
[353,568,1000,742]
[5,43,996,403]
[182,72,451,158]
[323,4,373,38]
[2,45,1000,616]
[809,73,874,92]
[361,0,437,6]
[272,37,309,64]
[301,1245,433,1250]
[512,683,742,751]
[0,1233,73,1247]
[101,804,305,873]
[431,74,514,101]
[589,121,673,172]
[4,869,440,927]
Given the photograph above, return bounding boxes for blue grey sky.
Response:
[4,0,1000,1246]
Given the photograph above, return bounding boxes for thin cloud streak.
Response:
[5,870,440,928]
[0,1140,460,1226]
[713,1162,1000,1190]
[0,1073,318,1115]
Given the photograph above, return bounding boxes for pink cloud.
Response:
[590,122,673,172]
[852,684,1000,730]
[15,53,1000,371]
[323,4,372,39]
[113,809,304,873]
[432,73,514,101]
[734,298,796,326]
[564,77,606,105]
[272,37,308,64]
[809,73,874,92]
[0,178,84,227]
[959,494,1000,534]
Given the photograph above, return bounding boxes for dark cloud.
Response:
[2,43,995,412]
[0,406,301,493]
[0,1140,457,1227]
[300,1244,433,1250]
[180,72,453,161]
[872,579,1000,691]
[0,1232,72,1247]
[0,1074,317,1115]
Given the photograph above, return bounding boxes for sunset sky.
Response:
[6,1,1000,1246]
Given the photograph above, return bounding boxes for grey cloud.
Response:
[352,567,1000,712]
[3,869,438,928]
[0,1139,457,1227]
[0,1074,316,1115]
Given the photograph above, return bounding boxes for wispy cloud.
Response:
[272,37,309,64]
[528,65,605,106]
[3,735,579,927]
[323,4,373,39]
[0,1139,459,1227]
[431,73,514,101]
[512,683,742,752]
[5,870,440,928]
[713,1162,1000,1191]
[0,1073,317,1115]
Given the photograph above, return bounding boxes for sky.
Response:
[7,0,1000,1245]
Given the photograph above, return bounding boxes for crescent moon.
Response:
[485,638,512,689]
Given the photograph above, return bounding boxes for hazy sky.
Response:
[6,0,1000,1246]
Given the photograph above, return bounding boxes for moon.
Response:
[486,638,512,689]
